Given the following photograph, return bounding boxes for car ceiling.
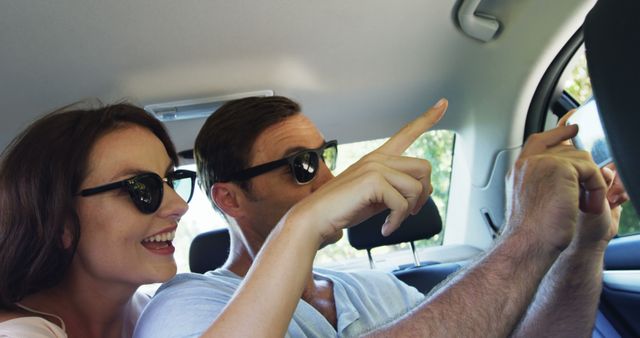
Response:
[1,0,593,178]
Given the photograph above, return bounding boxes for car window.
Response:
[562,49,640,237]
[174,164,229,273]
[314,130,455,271]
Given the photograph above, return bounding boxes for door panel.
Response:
[600,235,640,337]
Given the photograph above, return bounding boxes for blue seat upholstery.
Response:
[394,262,461,294]
[189,228,230,273]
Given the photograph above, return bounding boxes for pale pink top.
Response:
[0,291,151,338]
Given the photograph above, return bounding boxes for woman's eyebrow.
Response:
[110,161,173,182]
[164,162,175,175]
[108,168,151,182]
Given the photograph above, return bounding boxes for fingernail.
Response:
[381,215,391,236]
[434,98,446,109]
[383,214,391,225]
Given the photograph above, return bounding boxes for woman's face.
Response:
[72,125,188,288]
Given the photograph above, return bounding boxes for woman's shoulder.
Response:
[0,311,23,323]
[0,314,67,337]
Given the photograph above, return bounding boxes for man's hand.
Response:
[556,111,628,250]
[504,125,610,253]
[289,98,447,245]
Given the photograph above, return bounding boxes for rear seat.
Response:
[189,228,230,274]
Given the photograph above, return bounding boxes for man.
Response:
[135,96,625,337]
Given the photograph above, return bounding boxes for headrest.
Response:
[347,197,442,250]
[584,0,640,214]
[189,228,230,273]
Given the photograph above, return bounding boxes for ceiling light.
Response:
[144,90,274,122]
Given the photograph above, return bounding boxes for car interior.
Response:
[1,0,638,336]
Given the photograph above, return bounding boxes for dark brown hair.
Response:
[0,102,177,309]
[194,96,300,210]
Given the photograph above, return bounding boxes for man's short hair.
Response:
[194,96,301,211]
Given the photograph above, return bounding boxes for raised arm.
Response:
[510,114,626,338]
[363,125,611,337]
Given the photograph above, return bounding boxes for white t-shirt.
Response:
[135,268,425,338]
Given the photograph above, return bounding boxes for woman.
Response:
[0,103,196,337]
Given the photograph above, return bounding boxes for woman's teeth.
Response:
[142,230,176,243]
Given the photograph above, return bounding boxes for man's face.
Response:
[239,114,342,246]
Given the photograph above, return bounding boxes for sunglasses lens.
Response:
[128,174,163,213]
[293,151,319,183]
[171,175,195,203]
[322,145,337,171]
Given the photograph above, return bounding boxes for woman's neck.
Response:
[20,271,139,338]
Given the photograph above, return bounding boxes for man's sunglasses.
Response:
[220,140,338,185]
[79,169,197,214]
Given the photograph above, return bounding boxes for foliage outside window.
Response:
[314,130,455,271]
[563,51,640,236]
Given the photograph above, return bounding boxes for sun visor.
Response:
[584,0,640,214]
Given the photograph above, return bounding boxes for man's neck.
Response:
[222,228,259,276]
[224,228,338,329]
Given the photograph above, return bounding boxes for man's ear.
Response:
[211,183,243,218]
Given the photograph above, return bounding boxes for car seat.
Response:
[347,197,461,294]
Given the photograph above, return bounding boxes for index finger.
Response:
[376,98,448,155]
[521,124,579,157]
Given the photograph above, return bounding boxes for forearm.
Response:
[201,211,321,338]
[511,243,605,338]
[365,228,560,338]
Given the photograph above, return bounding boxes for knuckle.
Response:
[513,157,529,171]
[526,132,542,144]
[360,153,383,167]
[362,170,385,186]
[398,198,410,214]
[515,155,556,172]
[420,158,432,170]
[361,160,384,173]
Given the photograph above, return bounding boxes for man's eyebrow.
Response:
[282,145,308,157]
[281,141,326,158]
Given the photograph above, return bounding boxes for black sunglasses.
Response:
[79,169,197,214]
[220,140,338,185]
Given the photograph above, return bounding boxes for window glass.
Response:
[563,52,592,104]
[174,164,229,273]
[314,130,455,271]
[562,49,640,237]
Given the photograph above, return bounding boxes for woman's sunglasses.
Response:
[219,140,338,185]
[79,169,197,214]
